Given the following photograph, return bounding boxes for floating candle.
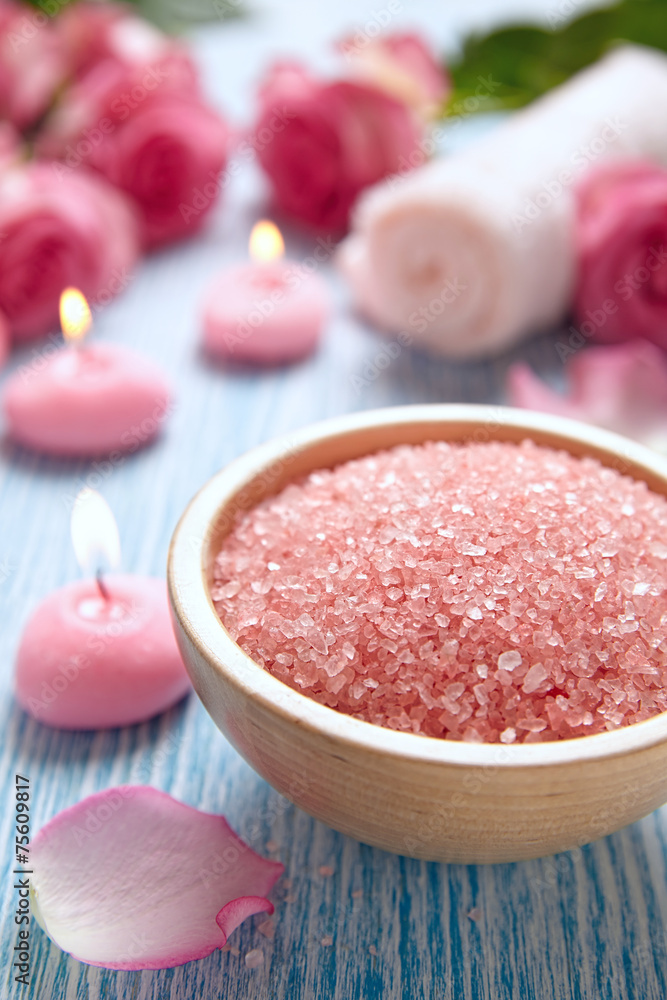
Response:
[3,288,171,456]
[15,488,190,729]
[212,439,667,743]
[202,220,330,365]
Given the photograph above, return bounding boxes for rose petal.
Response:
[506,363,579,420]
[507,340,667,451]
[31,786,284,970]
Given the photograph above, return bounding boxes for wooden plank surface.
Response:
[2,2,665,997]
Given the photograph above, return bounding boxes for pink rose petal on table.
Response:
[31,786,284,970]
[507,340,667,451]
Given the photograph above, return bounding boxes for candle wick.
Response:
[96,569,110,602]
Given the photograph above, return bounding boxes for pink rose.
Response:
[340,32,449,121]
[0,0,65,129]
[0,308,9,369]
[56,1,169,79]
[254,62,421,233]
[39,35,228,248]
[574,161,667,347]
[0,119,21,168]
[0,163,139,342]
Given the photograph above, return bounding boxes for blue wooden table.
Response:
[2,2,666,997]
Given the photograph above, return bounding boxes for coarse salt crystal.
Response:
[212,440,667,743]
[498,651,522,672]
[500,727,517,744]
[522,663,548,693]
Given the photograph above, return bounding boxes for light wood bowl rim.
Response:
[168,403,667,770]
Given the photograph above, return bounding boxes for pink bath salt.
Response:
[212,439,667,743]
[244,948,264,969]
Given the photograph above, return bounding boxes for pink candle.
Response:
[15,490,190,730]
[203,221,330,365]
[3,289,171,456]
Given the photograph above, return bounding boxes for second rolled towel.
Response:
[338,44,667,358]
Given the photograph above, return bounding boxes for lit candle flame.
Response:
[249,220,284,263]
[60,288,92,345]
[70,488,121,576]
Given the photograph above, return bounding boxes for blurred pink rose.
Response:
[0,0,65,129]
[340,32,449,121]
[0,163,139,342]
[40,33,228,248]
[0,119,21,168]
[574,161,667,348]
[0,308,9,369]
[254,62,421,233]
[56,1,171,79]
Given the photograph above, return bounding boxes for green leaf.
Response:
[445,0,667,117]
[18,0,246,29]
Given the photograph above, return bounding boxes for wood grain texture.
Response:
[2,2,667,996]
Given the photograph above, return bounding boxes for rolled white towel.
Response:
[339,44,667,358]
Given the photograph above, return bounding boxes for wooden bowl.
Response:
[168,404,667,863]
